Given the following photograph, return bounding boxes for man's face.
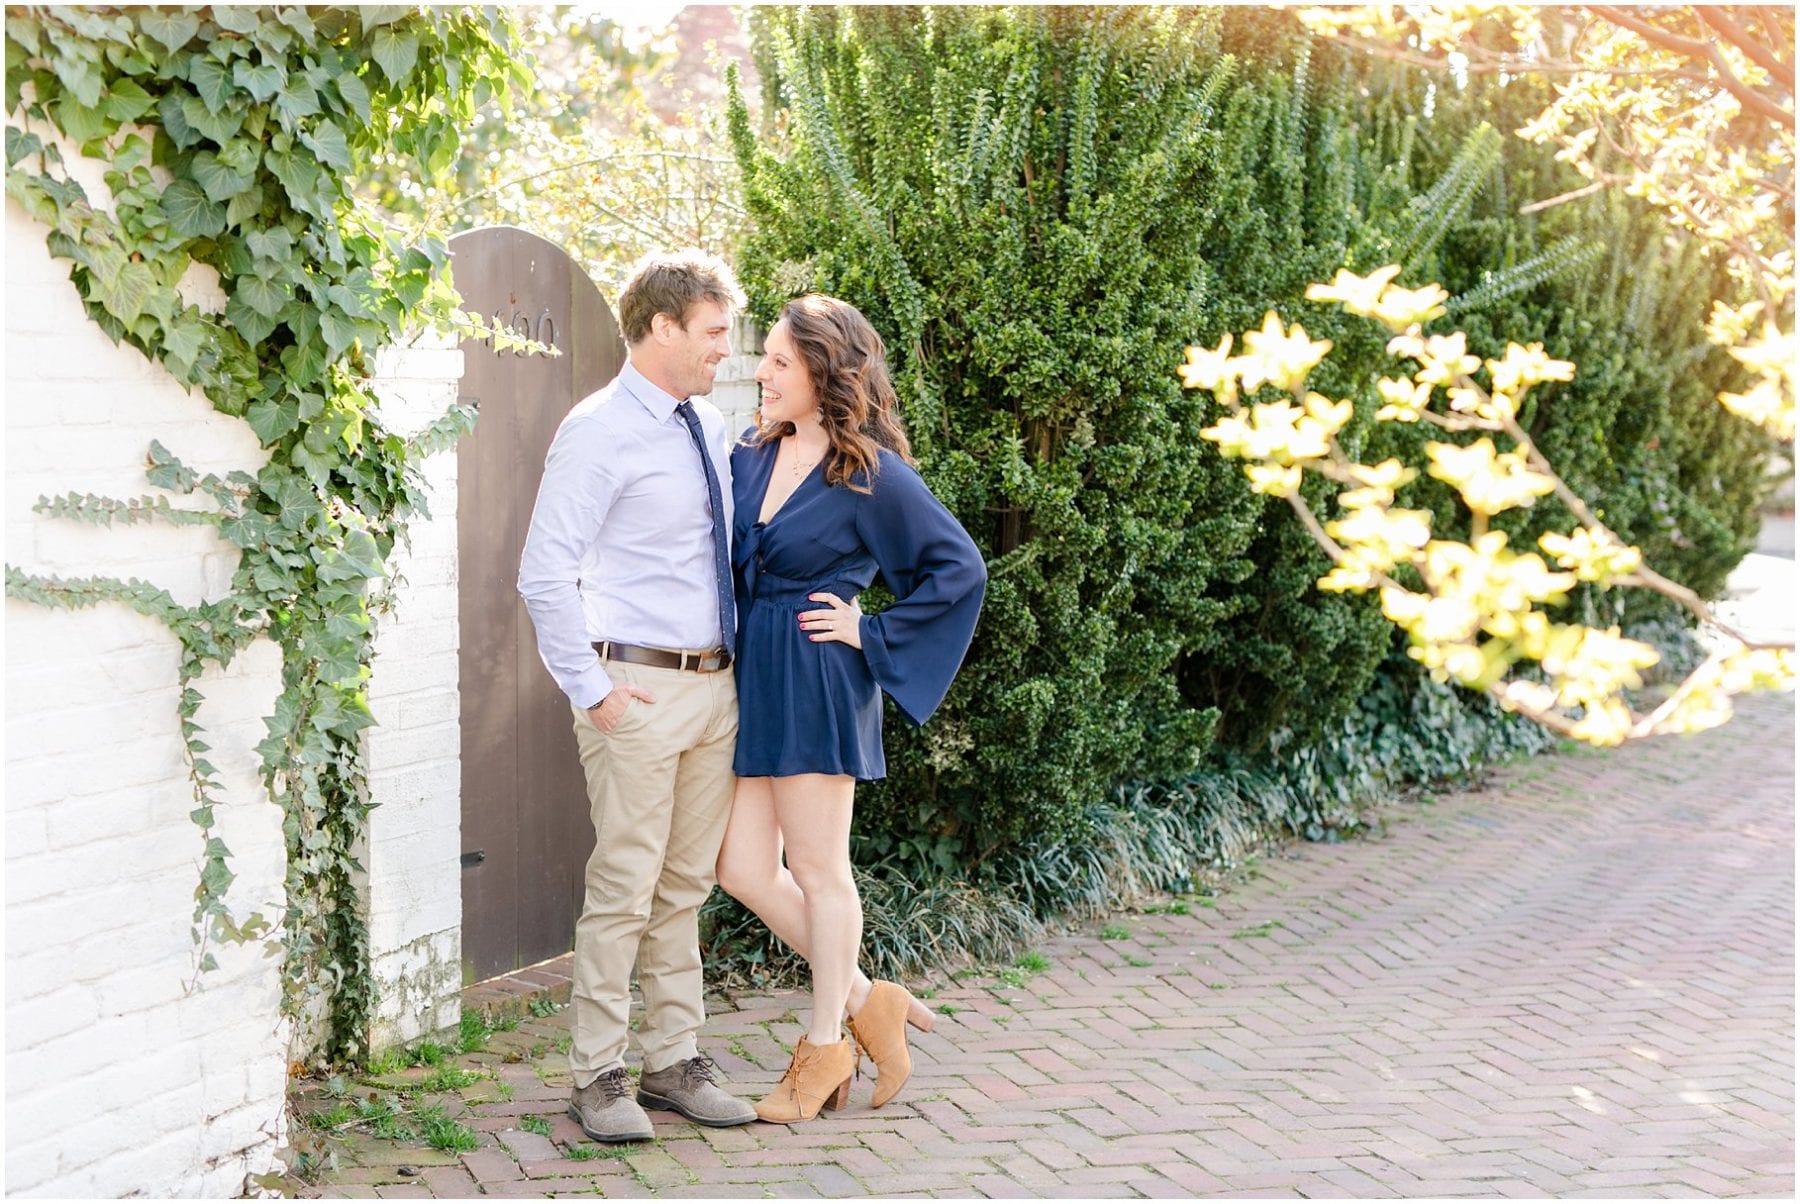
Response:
[661,299,734,399]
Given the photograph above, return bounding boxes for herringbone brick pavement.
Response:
[300,692,1794,1198]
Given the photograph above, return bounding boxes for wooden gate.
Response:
[450,226,626,985]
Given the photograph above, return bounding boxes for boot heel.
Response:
[824,1077,851,1111]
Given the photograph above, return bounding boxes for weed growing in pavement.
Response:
[459,1013,494,1053]
[1122,954,1153,968]
[727,1038,752,1060]
[305,1102,354,1130]
[1099,923,1131,940]
[493,1011,522,1033]
[566,1143,630,1162]
[936,1003,962,1017]
[417,1107,479,1153]
[553,1033,573,1055]
[522,1115,552,1138]
[1231,921,1282,939]
[419,1065,484,1093]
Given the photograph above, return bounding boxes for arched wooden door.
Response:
[450,226,626,984]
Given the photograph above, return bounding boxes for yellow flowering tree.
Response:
[1183,269,1794,745]
[1294,5,1794,441]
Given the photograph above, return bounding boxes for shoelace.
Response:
[682,1053,721,1087]
[597,1067,633,1101]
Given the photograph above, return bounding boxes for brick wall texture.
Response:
[5,157,468,1192]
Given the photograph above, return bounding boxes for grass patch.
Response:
[936,1003,961,1017]
[522,1115,551,1138]
[1099,923,1131,940]
[421,1115,479,1152]
[565,1143,630,1162]
[305,1102,354,1130]
[1121,953,1153,968]
[997,949,1051,988]
[419,1065,485,1093]
[1231,921,1282,939]
[459,1012,493,1053]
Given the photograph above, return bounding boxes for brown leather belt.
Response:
[594,641,732,673]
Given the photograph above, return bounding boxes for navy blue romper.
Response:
[730,437,987,781]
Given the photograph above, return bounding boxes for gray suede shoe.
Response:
[637,1053,756,1128]
[569,1067,655,1143]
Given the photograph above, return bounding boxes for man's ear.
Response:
[650,311,677,344]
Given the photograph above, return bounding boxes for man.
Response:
[517,250,754,1142]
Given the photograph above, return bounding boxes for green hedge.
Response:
[723,6,1768,889]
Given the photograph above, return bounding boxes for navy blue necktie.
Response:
[675,401,737,659]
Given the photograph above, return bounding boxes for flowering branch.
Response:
[1182,266,1795,746]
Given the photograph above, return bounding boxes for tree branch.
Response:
[1698,7,1794,91]
[1586,5,1795,130]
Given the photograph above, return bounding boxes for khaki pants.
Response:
[567,658,737,1085]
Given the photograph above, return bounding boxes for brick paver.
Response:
[297,693,1794,1198]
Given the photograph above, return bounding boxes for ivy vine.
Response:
[4,5,526,1062]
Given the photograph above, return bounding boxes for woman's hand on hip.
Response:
[800,592,863,650]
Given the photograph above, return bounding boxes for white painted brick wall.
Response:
[707,315,765,434]
[363,335,466,1051]
[5,163,289,1197]
[5,138,473,1190]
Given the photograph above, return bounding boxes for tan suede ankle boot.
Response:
[847,980,930,1108]
[754,1036,855,1124]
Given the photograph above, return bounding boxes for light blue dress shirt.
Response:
[517,360,735,710]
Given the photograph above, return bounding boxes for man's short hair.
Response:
[616,250,747,344]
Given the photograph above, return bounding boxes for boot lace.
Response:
[596,1066,633,1101]
[682,1053,721,1088]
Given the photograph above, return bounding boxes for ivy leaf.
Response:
[104,78,155,123]
[225,184,265,227]
[181,94,244,144]
[282,338,327,387]
[162,178,226,238]
[51,48,104,107]
[211,6,262,35]
[360,6,412,32]
[369,27,419,84]
[189,56,232,112]
[161,317,207,377]
[225,293,279,345]
[333,71,371,123]
[158,89,198,149]
[190,150,253,202]
[264,470,319,530]
[236,273,287,319]
[233,60,285,103]
[86,246,154,325]
[319,308,359,357]
[247,396,301,445]
[245,226,293,264]
[52,95,112,143]
[138,10,201,53]
[274,78,319,123]
[301,120,351,171]
[6,127,42,168]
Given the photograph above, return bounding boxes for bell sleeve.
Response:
[853,451,988,727]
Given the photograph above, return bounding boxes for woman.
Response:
[715,294,987,1123]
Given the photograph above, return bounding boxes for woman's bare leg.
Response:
[716,775,878,1016]
[771,773,860,1046]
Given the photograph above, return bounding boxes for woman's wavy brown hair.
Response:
[755,294,914,492]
